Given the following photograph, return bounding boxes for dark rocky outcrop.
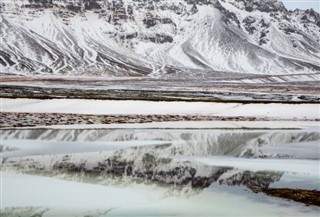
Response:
[243,16,256,34]
[231,0,287,13]
[146,34,174,44]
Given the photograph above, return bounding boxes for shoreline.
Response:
[1,112,319,129]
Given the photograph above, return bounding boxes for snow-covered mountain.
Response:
[1,0,320,76]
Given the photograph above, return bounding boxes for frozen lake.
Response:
[2,171,319,217]
[1,127,320,216]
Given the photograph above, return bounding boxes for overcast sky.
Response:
[282,0,320,12]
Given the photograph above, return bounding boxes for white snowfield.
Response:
[1,98,319,119]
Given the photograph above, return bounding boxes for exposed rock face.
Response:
[301,9,320,26]
[243,16,256,34]
[0,0,320,76]
[143,12,157,28]
[228,0,287,13]
[219,170,283,191]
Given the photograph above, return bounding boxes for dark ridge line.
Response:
[1,85,320,104]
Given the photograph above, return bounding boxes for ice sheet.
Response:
[2,171,319,217]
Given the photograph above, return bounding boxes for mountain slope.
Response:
[0,0,320,77]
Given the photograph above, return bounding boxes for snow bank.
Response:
[177,156,320,176]
[1,98,319,119]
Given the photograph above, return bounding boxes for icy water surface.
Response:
[1,128,320,216]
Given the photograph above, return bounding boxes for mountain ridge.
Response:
[1,0,320,77]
